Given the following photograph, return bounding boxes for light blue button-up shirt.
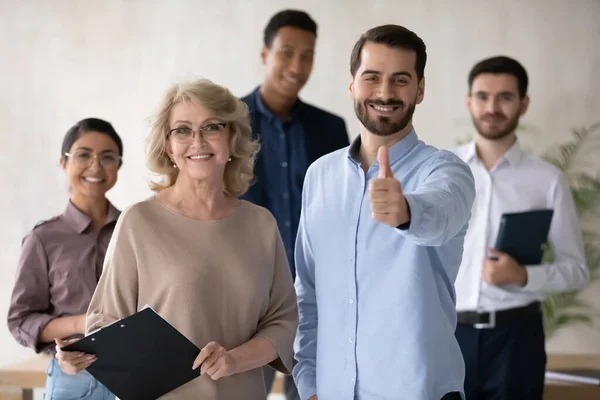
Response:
[293,130,476,400]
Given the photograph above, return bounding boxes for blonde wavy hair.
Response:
[146,79,260,197]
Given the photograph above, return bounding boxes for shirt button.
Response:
[349,299,354,304]
[285,221,291,227]
[282,192,289,199]
[281,161,288,168]
[349,338,353,344]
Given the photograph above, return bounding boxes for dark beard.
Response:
[354,98,416,137]
[472,113,520,140]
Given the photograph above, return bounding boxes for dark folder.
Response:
[62,307,201,400]
[494,209,554,265]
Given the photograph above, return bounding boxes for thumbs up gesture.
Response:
[369,146,410,227]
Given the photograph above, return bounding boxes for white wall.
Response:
[1,0,599,367]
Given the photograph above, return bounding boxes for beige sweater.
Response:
[86,197,298,399]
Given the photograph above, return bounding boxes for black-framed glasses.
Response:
[64,149,121,169]
[168,123,227,144]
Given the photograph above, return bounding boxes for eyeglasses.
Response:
[64,150,121,169]
[168,123,227,144]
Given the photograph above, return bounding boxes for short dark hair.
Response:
[61,118,123,161]
[350,24,427,81]
[263,9,317,48]
[468,56,528,98]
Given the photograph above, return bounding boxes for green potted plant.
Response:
[539,122,600,337]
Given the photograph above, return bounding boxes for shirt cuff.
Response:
[396,193,423,235]
[522,265,547,293]
[21,313,55,353]
[295,373,317,400]
[396,198,412,230]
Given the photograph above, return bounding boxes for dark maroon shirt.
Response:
[7,201,120,353]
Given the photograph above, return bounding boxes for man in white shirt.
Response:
[451,56,590,400]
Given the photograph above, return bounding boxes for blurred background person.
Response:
[241,12,350,397]
[452,56,589,400]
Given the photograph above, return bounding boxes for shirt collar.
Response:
[348,129,420,166]
[464,140,478,164]
[465,138,523,168]
[63,200,120,233]
[503,139,523,167]
[253,86,303,123]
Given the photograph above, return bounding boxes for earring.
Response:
[170,158,177,168]
[228,157,232,162]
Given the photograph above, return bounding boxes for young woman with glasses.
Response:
[7,118,123,400]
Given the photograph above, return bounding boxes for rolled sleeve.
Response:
[254,224,298,374]
[7,231,55,353]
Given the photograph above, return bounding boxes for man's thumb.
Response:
[377,146,392,178]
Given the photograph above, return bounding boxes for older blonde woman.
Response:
[55,79,298,399]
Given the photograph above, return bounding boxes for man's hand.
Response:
[370,146,410,227]
[482,249,528,286]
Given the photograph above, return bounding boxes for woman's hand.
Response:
[54,338,96,375]
[192,341,237,380]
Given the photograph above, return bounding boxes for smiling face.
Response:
[261,26,316,101]
[349,42,424,137]
[61,132,120,200]
[166,99,231,186]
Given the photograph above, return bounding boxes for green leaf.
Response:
[455,135,473,146]
[545,314,592,337]
[538,123,600,337]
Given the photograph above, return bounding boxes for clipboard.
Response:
[62,306,201,400]
[494,209,554,265]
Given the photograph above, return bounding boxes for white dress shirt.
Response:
[451,140,589,312]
